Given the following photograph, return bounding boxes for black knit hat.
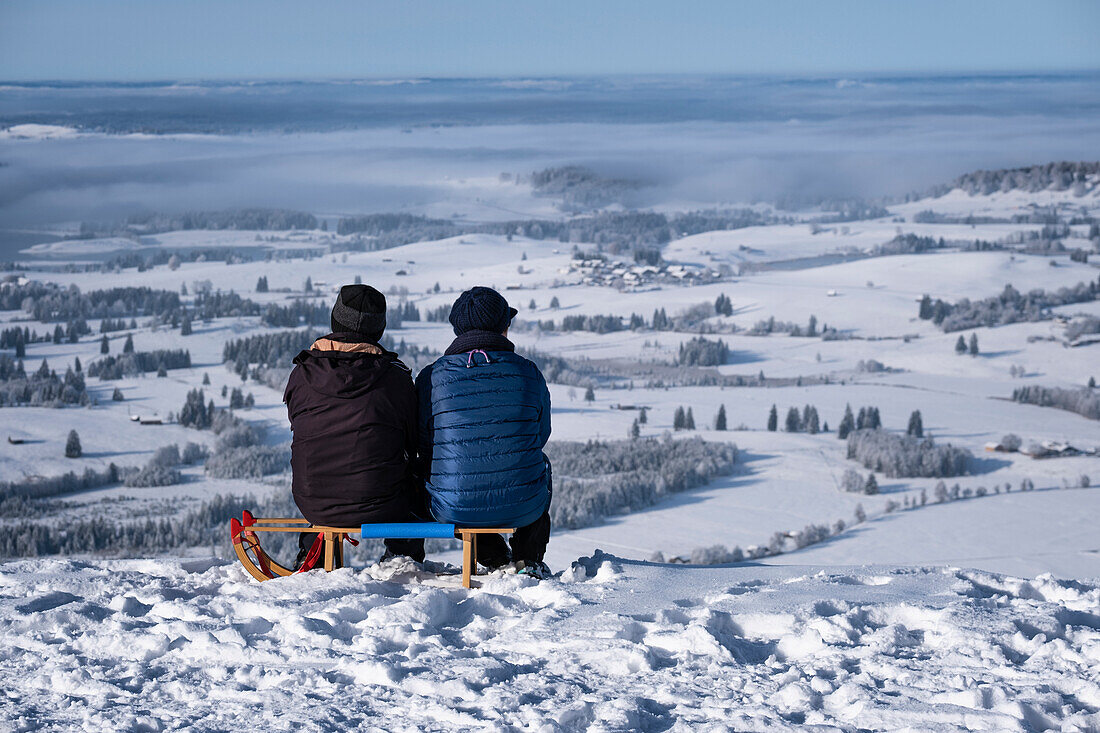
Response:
[331,284,387,341]
[448,286,517,336]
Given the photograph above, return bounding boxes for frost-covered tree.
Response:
[933,480,949,503]
[767,404,778,432]
[841,468,864,493]
[156,364,167,377]
[715,404,727,431]
[854,504,866,523]
[1012,385,1100,420]
[1000,433,1022,452]
[907,410,923,438]
[65,430,82,458]
[847,428,971,478]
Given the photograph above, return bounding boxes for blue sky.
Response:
[1,0,1098,80]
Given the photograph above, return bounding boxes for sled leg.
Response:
[461,532,473,588]
[323,532,336,572]
[334,534,344,569]
[460,531,479,588]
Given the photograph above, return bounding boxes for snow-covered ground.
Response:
[1,554,1098,731]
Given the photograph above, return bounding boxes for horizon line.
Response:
[3,68,1100,85]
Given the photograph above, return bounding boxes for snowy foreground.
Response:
[2,555,1098,732]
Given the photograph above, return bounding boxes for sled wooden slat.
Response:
[230,514,515,588]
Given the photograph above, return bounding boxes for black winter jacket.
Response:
[284,333,419,526]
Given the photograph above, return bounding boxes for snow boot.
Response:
[515,560,551,580]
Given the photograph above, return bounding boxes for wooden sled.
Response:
[230,510,515,588]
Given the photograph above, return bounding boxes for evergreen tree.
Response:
[584,386,595,402]
[65,430,82,458]
[955,335,967,354]
[112,387,124,401]
[918,294,933,320]
[156,364,168,378]
[638,407,648,424]
[715,404,727,431]
[221,385,228,398]
[838,404,855,439]
[304,276,313,293]
[73,356,81,373]
[1090,376,1097,389]
[673,406,686,430]
[863,473,878,495]
[869,407,882,429]
[907,410,924,438]
[685,407,696,430]
[528,299,537,310]
[805,406,820,434]
[630,419,640,440]
[202,372,211,386]
[968,333,979,356]
[767,404,778,432]
[180,315,192,336]
[822,421,829,432]
[255,276,268,293]
[785,407,802,433]
[123,334,134,354]
[244,392,255,409]
[550,296,561,309]
[14,333,25,358]
[808,315,817,337]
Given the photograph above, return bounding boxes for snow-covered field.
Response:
[2,554,1098,731]
[2,157,1100,729]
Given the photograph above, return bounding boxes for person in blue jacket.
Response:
[415,286,552,579]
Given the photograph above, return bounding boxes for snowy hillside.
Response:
[1,554,1098,731]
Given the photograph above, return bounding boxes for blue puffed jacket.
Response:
[415,331,551,528]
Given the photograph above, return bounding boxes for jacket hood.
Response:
[291,333,407,399]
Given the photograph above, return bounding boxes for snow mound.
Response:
[1,554,1099,731]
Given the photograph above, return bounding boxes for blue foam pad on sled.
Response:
[359,522,457,539]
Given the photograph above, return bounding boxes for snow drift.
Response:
[1,553,1098,731]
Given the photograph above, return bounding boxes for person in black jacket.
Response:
[284,284,425,566]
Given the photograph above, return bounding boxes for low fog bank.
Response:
[3,117,1100,232]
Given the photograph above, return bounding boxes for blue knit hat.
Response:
[448,286,518,335]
